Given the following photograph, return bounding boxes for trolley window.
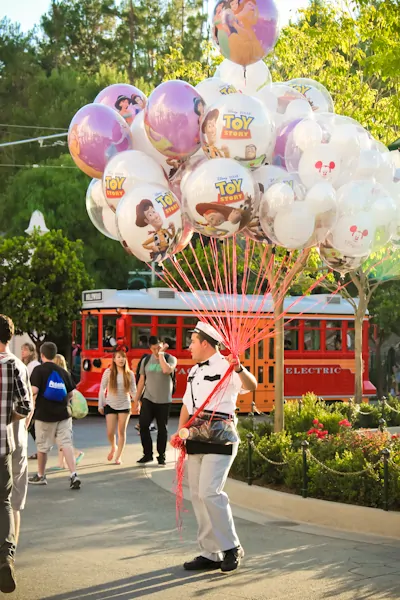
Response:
[284,319,299,351]
[131,315,152,349]
[85,316,99,350]
[326,320,342,351]
[304,320,320,351]
[102,316,117,348]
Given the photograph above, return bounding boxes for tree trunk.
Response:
[375,331,384,397]
[354,297,367,403]
[127,0,135,84]
[274,295,285,432]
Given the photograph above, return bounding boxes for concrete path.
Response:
[12,416,400,599]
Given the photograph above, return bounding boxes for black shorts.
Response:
[104,405,130,415]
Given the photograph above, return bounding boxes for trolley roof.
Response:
[81,288,363,317]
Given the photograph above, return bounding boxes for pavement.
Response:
[11,416,400,600]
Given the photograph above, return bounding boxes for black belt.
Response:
[202,409,234,419]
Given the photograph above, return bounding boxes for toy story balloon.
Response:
[94,83,147,127]
[68,104,133,179]
[211,0,280,67]
[215,58,272,95]
[195,78,237,107]
[102,150,167,212]
[116,184,183,263]
[200,94,275,169]
[183,158,257,238]
[287,78,334,113]
[144,80,204,160]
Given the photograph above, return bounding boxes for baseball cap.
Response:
[191,321,224,345]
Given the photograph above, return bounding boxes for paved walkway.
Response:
[12,417,400,599]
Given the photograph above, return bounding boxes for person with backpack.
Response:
[98,349,136,465]
[135,336,177,466]
[27,342,81,490]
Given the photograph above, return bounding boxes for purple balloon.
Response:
[144,80,204,160]
[272,118,301,169]
[68,104,133,178]
[212,0,280,67]
[94,83,147,127]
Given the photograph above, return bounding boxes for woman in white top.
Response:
[21,342,41,459]
[98,350,136,465]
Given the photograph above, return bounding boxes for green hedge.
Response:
[233,394,400,510]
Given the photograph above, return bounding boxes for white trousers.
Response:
[187,446,240,562]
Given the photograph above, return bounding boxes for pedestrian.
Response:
[135,336,177,466]
[98,350,136,464]
[171,322,257,573]
[21,343,40,460]
[10,419,28,553]
[0,315,33,593]
[28,342,81,489]
[53,354,85,470]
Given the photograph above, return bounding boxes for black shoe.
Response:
[137,455,153,465]
[157,455,166,466]
[0,558,16,593]
[221,547,244,573]
[183,556,222,571]
[70,474,81,490]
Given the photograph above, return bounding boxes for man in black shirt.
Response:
[28,342,81,490]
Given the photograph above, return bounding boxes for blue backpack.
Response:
[43,370,68,402]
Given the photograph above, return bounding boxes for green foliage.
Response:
[232,421,400,509]
[0,231,93,347]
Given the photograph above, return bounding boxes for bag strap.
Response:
[188,366,200,412]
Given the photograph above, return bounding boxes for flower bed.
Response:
[232,394,400,510]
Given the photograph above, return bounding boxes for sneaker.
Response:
[134,423,140,431]
[70,473,81,490]
[157,456,166,466]
[28,474,47,485]
[136,455,153,465]
[0,558,16,593]
[220,547,244,573]
[183,556,222,571]
[149,424,157,431]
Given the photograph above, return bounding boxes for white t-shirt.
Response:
[182,352,242,416]
[27,360,40,377]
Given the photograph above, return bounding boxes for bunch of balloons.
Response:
[68,0,400,275]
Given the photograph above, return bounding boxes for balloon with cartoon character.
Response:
[116,184,183,263]
[94,83,147,126]
[183,158,257,238]
[102,150,167,212]
[331,213,375,257]
[318,243,368,274]
[287,78,334,113]
[68,104,133,179]
[200,94,275,169]
[195,78,238,107]
[211,0,280,67]
[144,81,204,161]
[297,144,342,189]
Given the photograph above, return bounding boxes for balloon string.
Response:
[244,67,247,87]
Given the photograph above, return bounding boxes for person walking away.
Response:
[98,350,136,464]
[53,354,85,469]
[10,419,28,554]
[135,336,177,466]
[0,315,33,593]
[21,343,40,460]
[28,342,81,489]
[171,322,257,574]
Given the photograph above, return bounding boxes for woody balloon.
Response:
[116,184,183,263]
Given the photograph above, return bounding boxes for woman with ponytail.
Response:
[98,350,136,464]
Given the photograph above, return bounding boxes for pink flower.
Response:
[312,419,319,425]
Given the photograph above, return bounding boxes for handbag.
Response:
[180,369,239,445]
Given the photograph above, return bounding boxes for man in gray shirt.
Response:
[135,336,177,466]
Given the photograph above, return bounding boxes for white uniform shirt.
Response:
[182,352,242,416]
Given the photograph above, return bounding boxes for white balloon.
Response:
[371,195,397,228]
[292,119,323,152]
[265,182,295,217]
[215,59,272,95]
[273,204,315,249]
[298,144,341,189]
[195,77,237,106]
[102,206,119,239]
[329,124,361,160]
[284,99,313,122]
[287,78,334,113]
[331,213,375,257]
[305,182,337,215]
[102,150,167,212]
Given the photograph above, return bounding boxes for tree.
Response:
[0,231,94,352]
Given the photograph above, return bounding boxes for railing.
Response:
[245,431,399,512]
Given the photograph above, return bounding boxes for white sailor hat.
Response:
[192,321,224,345]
